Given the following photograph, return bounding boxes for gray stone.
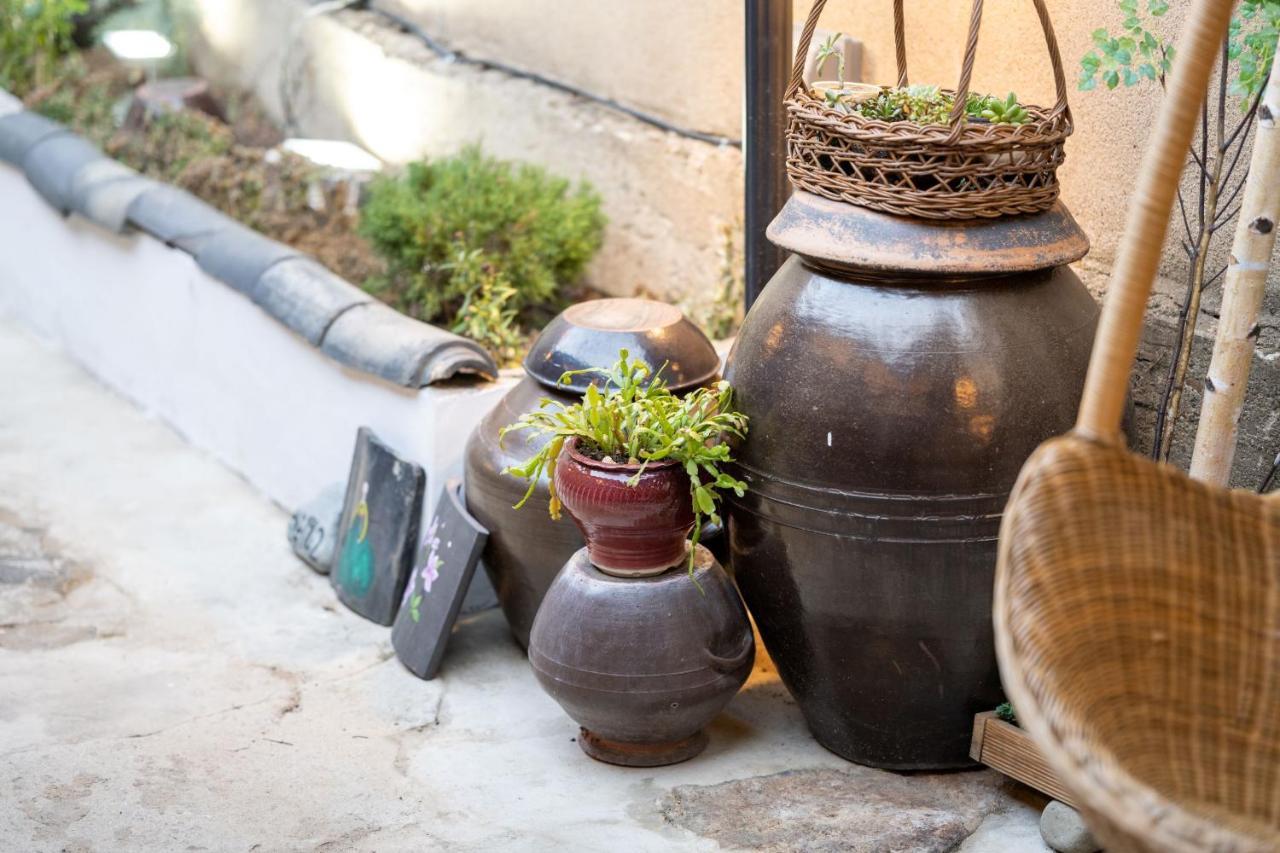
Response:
[0,110,67,166]
[125,184,239,252]
[1039,800,1102,853]
[660,767,1008,853]
[253,256,370,345]
[67,158,157,233]
[22,133,103,212]
[320,301,497,387]
[193,224,300,298]
[287,482,346,574]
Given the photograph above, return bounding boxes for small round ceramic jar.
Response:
[528,545,754,766]
[553,438,693,576]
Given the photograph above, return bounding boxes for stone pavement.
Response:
[0,318,1052,852]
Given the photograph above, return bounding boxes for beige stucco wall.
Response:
[362,0,1184,279]
[187,0,1262,304]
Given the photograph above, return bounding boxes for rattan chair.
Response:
[994,2,1280,852]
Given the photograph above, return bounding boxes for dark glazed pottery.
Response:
[554,438,693,576]
[464,298,719,647]
[724,191,1098,769]
[528,545,754,766]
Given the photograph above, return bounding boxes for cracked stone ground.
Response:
[0,318,1052,852]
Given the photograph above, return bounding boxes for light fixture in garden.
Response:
[102,29,174,82]
[281,138,382,173]
[281,139,382,218]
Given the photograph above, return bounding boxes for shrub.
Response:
[359,146,606,333]
[0,0,88,96]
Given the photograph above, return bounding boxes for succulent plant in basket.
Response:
[500,350,748,579]
[851,86,1031,126]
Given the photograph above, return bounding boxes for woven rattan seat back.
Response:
[994,2,1280,851]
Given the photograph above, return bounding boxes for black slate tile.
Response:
[330,427,426,626]
[67,158,157,233]
[0,111,68,167]
[320,301,498,387]
[125,183,239,252]
[192,224,300,298]
[253,257,371,346]
[23,134,103,212]
[391,479,489,680]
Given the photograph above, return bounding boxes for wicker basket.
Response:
[995,2,1280,850]
[786,0,1073,220]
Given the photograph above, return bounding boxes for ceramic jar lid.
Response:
[768,191,1090,276]
[524,298,719,394]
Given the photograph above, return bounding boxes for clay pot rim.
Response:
[562,437,683,474]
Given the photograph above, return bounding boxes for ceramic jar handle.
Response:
[707,631,754,674]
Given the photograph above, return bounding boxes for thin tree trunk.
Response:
[1190,40,1280,486]
[1156,145,1223,460]
[1155,45,1229,462]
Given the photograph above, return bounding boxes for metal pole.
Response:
[744,0,792,311]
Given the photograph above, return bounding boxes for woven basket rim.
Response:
[787,86,1073,149]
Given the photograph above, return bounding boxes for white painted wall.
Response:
[0,163,513,518]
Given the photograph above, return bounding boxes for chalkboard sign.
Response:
[391,479,489,680]
[330,427,426,626]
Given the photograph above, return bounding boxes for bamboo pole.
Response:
[1189,38,1280,487]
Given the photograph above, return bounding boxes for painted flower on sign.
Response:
[404,516,442,623]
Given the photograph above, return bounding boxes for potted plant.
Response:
[810,32,880,109]
[502,349,756,766]
[500,349,749,578]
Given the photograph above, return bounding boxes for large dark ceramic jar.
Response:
[529,545,754,766]
[724,191,1097,770]
[464,298,718,648]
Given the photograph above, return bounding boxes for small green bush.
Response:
[359,146,606,333]
[0,0,88,96]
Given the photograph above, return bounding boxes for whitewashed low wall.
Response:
[0,163,512,517]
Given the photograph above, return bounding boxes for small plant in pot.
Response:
[500,350,748,578]
[811,32,880,109]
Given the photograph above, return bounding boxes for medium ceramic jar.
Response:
[724,191,1098,770]
[528,544,754,766]
[464,298,719,648]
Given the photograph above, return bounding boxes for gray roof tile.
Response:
[321,301,498,386]
[0,111,68,167]
[67,159,158,233]
[125,183,240,252]
[193,224,301,298]
[253,257,371,346]
[23,133,103,212]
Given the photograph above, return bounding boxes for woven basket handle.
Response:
[787,0,1071,130]
[1075,0,1234,444]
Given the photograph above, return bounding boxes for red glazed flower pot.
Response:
[553,438,694,576]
